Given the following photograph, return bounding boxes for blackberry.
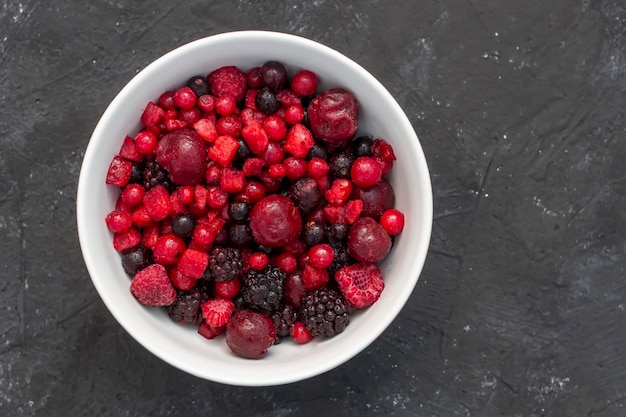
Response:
[240,266,286,313]
[255,87,280,115]
[328,242,353,278]
[208,246,242,282]
[121,245,153,276]
[167,287,209,324]
[187,75,209,97]
[143,161,173,191]
[299,288,350,338]
[271,303,297,344]
[129,162,144,184]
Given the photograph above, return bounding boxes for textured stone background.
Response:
[1,0,625,416]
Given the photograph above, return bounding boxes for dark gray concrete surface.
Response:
[1,0,626,416]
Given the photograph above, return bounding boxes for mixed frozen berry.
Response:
[105,61,405,359]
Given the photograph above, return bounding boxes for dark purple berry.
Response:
[171,213,195,238]
[329,149,355,179]
[229,223,253,248]
[351,136,374,157]
[261,61,288,91]
[303,220,326,247]
[288,177,321,214]
[187,75,209,97]
[255,87,280,115]
[121,245,153,276]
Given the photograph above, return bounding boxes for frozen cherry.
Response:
[249,195,302,248]
[226,309,276,359]
[261,61,288,91]
[350,178,395,219]
[156,129,207,185]
[347,217,391,263]
[307,88,358,145]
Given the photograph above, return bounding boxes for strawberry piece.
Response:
[325,179,353,206]
[220,167,245,194]
[197,321,225,340]
[291,322,313,344]
[143,184,172,222]
[335,263,385,309]
[345,199,363,224]
[131,204,154,228]
[141,225,159,249]
[242,123,269,155]
[106,156,132,187]
[130,264,176,306]
[284,124,314,158]
[177,248,208,279]
[208,135,240,166]
[140,102,165,127]
[201,298,236,327]
[193,118,218,143]
[169,266,197,291]
[113,227,141,252]
[119,135,143,162]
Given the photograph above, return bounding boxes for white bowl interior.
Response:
[77,31,432,386]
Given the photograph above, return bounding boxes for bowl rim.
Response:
[77,30,433,386]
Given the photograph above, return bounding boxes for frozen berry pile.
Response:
[105,61,405,359]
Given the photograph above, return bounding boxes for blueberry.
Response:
[327,223,350,244]
[351,136,374,157]
[187,75,209,97]
[303,221,326,247]
[307,144,328,160]
[229,224,253,248]
[255,87,280,115]
[329,149,355,179]
[121,245,153,276]
[171,213,195,238]
[228,201,250,223]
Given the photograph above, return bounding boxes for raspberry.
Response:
[207,66,247,102]
[201,297,236,327]
[350,156,382,188]
[240,266,286,313]
[130,264,177,307]
[325,179,353,205]
[335,262,385,309]
[177,249,209,279]
[299,288,350,338]
[143,184,172,222]
[167,286,210,324]
[371,138,396,175]
[208,246,243,282]
[271,303,297,343]
[113,227,141,252]
[198,321,225,340]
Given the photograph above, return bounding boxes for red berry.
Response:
[274,251,297,274]
[153,233,186,265]
[242,157,265,177]
[246,66,263,88]
[284,271,306,307]
[291,322,313,344]
[208,66,247,102]
[248,252,269,271]
[283,157,307,180]
[290,70,318,97]
[201,298,235,327]
[350,156,382,188]
[158,92,176,110]
[196,94,215,112]
[141,225,159,249]
[351,178,395,219]
[268,164,286,179]
[134,131,158,155]
[308,244,334,269]
[179,107,201,126]
[325,179,353,205]
[276,89,301,107]
[215,95,237,116]
[105,209,133,233]
[194,118,218,143]
[198,322,225,340]
[335,263,384,309]
[307,158,330,178]
[214,277,241,299]
[219,167,245,194]
[373,206,399,232]
[371,138,396,175]
[260,141,284,165]
[175,185,195,205]
[240,180,266,203]
[225,309,276,359]
[206,185,229,209]
[121,184,145,207]
[174,87,197,110]
[345,199,363,224]
[130,264,176,306]
[131,204,154,228]
[284,104,304,125]
[216,114,243,138]
[192,223,217,248]
[263,115,287,141]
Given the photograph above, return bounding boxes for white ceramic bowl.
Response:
[77,31,432,386]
